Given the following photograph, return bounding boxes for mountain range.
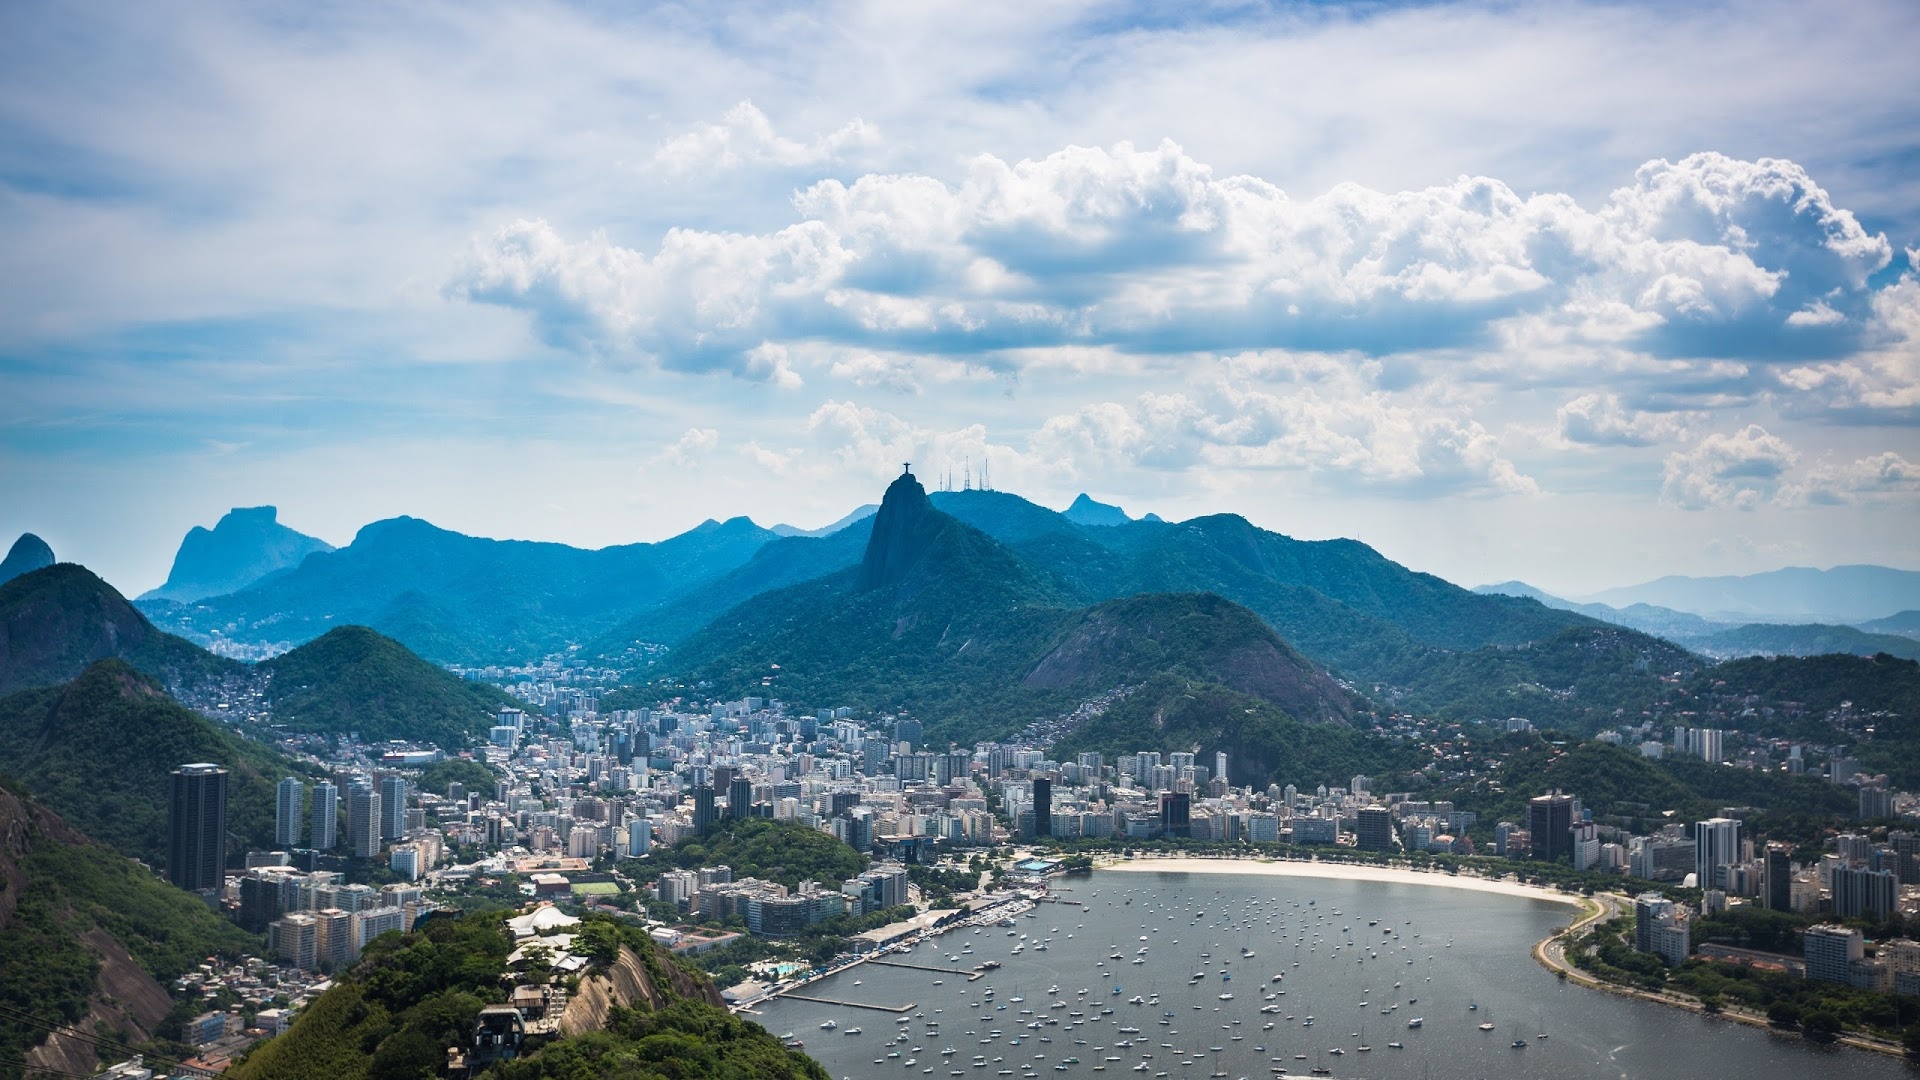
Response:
[139,505,333,603]
[1574,564,1920,624]
[1475,580,1920,661]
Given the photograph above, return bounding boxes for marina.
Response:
[754,867,1910,1079]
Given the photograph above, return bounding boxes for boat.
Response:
[1406,1018,1422,1028]
[848,1027,863,1035]
[821,1020,838,1030]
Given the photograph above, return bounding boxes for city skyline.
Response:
[4,1,1918,597]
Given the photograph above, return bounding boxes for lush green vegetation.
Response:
[261,626,528,749]
[0,778,260,1075]
[649,819,867,890]
[0,563,236,696]
[1571,913,1920,1046]
[1446,737,1857,844]
[231,909,824,1080]
[0,660,310,864]
[1055,674,1419,790]
[415,758,500,798]
[666,504,1088,744]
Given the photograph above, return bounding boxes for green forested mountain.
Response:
[1693,622,1920,662]
[0,563,237,696]
[667,473,1089,740]
[227,910,824,1080]
[668,475,1374,750]
[591,519,875,654]
[1053,674,1417,789]
[0,660,305,865]
[259,625,525,749]
[1449,738,1859,841]
[138,514,782,664]
[0,778,259,1078]
[1024,592,1358,723]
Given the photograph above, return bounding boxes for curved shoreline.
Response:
[1092,853,1908,1061]
[1094,852,1586,907]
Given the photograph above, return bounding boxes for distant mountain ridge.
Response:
[140,505,333,603]
[1579,564,1920,623]
[1475,580,1920,661]
[138,513,784,663]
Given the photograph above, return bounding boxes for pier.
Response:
[779,993,916,1013]
[867,959,992,980]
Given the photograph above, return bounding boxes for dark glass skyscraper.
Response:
[169,763,228,892]
[693,784,717,833]
[1160,791,1190,839]
[728,777,753,820]
[1032,777,1053,837]
[1528,793,1574,862]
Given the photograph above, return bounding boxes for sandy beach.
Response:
[1097,853,1587,908]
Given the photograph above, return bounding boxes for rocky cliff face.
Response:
[142,505,333,603]
[559,943,725,1036]
[855,470,946,591]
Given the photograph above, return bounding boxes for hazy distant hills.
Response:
[1580,564,1920,623]
[0,532,55,585]
[139,513,782,663]
[139,505,334,603]
[0,564,236,696]
[1475,580,1920,661]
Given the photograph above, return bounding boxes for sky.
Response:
[2,0,1917,599]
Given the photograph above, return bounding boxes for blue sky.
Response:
[2,0,1917,597]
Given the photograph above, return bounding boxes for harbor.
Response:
[751,868,1916,1079]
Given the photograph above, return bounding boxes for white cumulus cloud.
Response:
[1660,425,1799,509]
[652,101,880,173]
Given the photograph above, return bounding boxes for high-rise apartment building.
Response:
[348,783,382,858]
[1693,817,1741,891]
[1805,924,1864,985]
[169,764,228,892]
[275,777,304,848]
[378,775,408,840]
[311,780,338,850]
[1831,865,1899,920]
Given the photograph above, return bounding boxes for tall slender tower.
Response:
[379,775,409,840]
[311,780,339,850]
[169,764,228,891]
[348,783,382,858]
[275,777,305,848]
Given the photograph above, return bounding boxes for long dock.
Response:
[780,993,915,1013]
[867,959,990,980]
